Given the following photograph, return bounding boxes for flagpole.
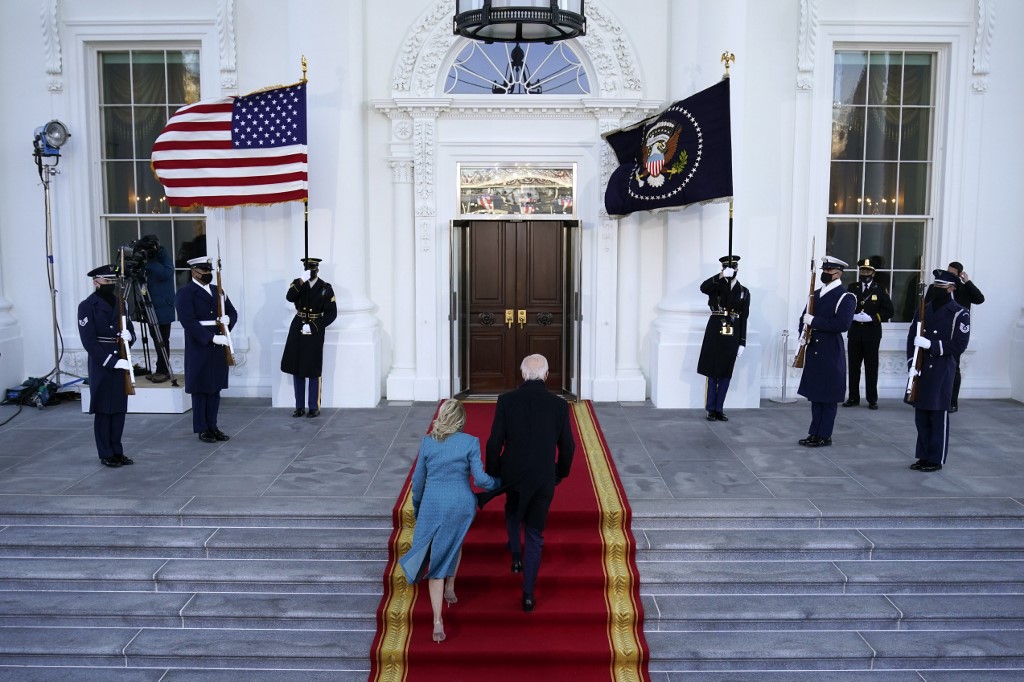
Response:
[721,50,735,259]
[301,55,309,261]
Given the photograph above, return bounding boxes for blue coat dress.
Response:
[174,281,238,394]
[797,281,856,403]
[77,293,136,414]
[399,432,500,583]
[905,298,970,411]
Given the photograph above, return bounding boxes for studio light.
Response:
[454,0,586,44]
[33,120,70,159]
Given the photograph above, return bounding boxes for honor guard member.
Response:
[281,257,338,417]
[697,255,750,421]
[78,264,136,467]
[843,258,894,409]
[905,270,970,471]
[175,256,237,443]
[947,261,984,412]
[796,256,856,446]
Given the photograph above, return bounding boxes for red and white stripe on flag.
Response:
[151,82,308,208]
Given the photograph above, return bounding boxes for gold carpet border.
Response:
[371,482,417,682]
[572,401,648,682]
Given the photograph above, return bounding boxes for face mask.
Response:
[307,268,318,278]
[198,273,213,285]
[97,283,116,296]
[820,272,835,285]
[859,275,872,284]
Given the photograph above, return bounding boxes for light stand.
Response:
[33,120,70,390]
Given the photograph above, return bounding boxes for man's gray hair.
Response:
[520,354,549,381]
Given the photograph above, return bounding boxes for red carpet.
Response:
[369,400,649,681]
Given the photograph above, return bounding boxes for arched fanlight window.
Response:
[445,41,590,95]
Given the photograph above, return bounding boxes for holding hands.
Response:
[802,313,814,327]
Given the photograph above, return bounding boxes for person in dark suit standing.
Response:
[843,258,894,410]
[485,354,575,613]
[797,256,856,447]
[78,264,136,467]
[281,257,338,418]
[905,270,970,471]
[175,256,237,443]
[138,235,176,383]
[946,261,984,412]
[697,255,750,422]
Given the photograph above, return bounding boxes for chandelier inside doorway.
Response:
[446,40,590,95]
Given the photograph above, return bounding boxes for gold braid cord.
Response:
[372,484,417,682]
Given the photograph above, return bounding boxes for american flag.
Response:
[151,82,308,208]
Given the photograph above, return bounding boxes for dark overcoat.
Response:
[697,275,750,379]
[280,277,338,377]
[174,281,237,394]
[485,380,574,525]
[144,247,177,325]
[78,293,136,414]
[797,282,856,403]
[905,298,970,411]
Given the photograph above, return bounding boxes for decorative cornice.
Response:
[972,0,995,93]
[413,119,435,215]
[217,0,237,91]
[41,0,63,92]
[577,1,642,95]
[376,97,659,122]
[796,0,818,91]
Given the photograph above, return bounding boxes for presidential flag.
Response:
[151,82,308,208]
[604,78,732,217]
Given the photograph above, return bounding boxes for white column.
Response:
[386,157,416,399]
[615,212,646,400]
[0,283,23,392]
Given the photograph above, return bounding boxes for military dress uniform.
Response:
[281,258,338,417]
[797,257,856,446]
[905,270,970,471]
[697,255,750,421]
[78,265,136,467]
[844,258,894,409]
[174,257,238,441]
[948,261,984,411]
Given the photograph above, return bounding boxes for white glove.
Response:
[118,329,132,342]
[913,335,932,350]
[736,345,745,359]
[212,334,229,346]
[114,359,131,370]
[853,311,872,323]
[297,272,307,283]
[216,315,229,325]
[908,367,919,379]
[798,334,808,346]
[721,267,735,278]
[301,323,312,335]
[802,313,814,326]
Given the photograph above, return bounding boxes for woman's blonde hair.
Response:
[430,399,466,441]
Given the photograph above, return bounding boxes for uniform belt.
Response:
[96,336,118,344]
[296,312,322,320]
[199,320,218,326]
[711,310,729,316]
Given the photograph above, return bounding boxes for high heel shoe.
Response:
[444,587,458,605]
[432,620,446,643]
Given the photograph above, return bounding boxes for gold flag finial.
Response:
[301,55,308,83]
[721,51,736,79]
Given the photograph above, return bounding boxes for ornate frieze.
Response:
[217,0,238,91]
[972,0,995,93]
[41,0,63,92]
[413,118,435,214]
[796,0,818,91]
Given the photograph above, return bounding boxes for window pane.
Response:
[893,221,925,269]
[831,106,864,161]
[134,106,168,159]
[833,51,867,105]
[826,221,859,265]
[174,225,207,289]
[860,221,893,263]
[102,107,134,160]
[864,107,900,160]
[136,162,170,214]
[863,162,897,215]
[900,108,931,161]
[446,41,590,95]
[902,53,933,106]
[898,163,930,215]
[108,220,138,261]
[139,221,173,250]
[167,50,201,105]
[101,53,131,105]
[132,51,166,104]
[891,270,921,322]
[829,162,862,214]
[105,162,136,213]
[868,52,902,105]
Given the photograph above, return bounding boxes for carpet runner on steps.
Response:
[369,400,649,681]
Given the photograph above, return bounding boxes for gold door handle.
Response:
[505,309,514,328]
[517,309,527,329]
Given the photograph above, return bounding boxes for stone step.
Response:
[0,670,369,682]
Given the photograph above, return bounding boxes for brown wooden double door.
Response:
[450,220,580,397]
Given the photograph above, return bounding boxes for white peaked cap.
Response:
[821,255,849,270]
[187,256,212,268]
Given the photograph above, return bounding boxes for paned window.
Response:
[99,49,205,289]
[446,41,589,95]
[826,50,935,321]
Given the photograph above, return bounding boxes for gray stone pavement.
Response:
[0,396,1020,503]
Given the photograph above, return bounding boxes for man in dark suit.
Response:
[486,354,575,613]
[175,256,237,443]
[843,258,894,410]
[946,261,984,412]
[281,257,338,418]
[697,255,750,422]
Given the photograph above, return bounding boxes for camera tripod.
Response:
[121,273,179,388]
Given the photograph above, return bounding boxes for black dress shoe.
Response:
[798,435,820,446]
[842,399,859,407]
[212,429,230,441]
[198,430,218,443]
[806,437,832,447]
[949,405,959,413]
[114,454,134,465]
[306,409,320,418]
[715,412,729,422]
[292,408,306,418]
[100,457,122,468]
[706,411,717,421]
[918,462,943,472]
[868,403,878,410]
[511,558,523,574]
[909,459,926,470]
[522,593,535,613]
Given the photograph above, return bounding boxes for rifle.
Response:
[906,279,928,403]
[116,250,136,395]
[215,240,236,366]
[792,236,816,368]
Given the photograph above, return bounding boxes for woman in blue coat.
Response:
[398,399,501,643]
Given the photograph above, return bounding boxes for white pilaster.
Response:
[386,157,417,399]
[615,212,646,400]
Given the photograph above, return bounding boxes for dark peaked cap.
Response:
[719,255,741,267]
[301,257,322,268]
[87,264,117,278]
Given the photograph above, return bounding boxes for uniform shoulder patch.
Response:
[79,317,88,327]
[960,321,970,334]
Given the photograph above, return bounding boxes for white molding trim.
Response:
[972,0,995,92]
[216,0,237,92]
[796,0,818,91]
[41,0,63,92]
